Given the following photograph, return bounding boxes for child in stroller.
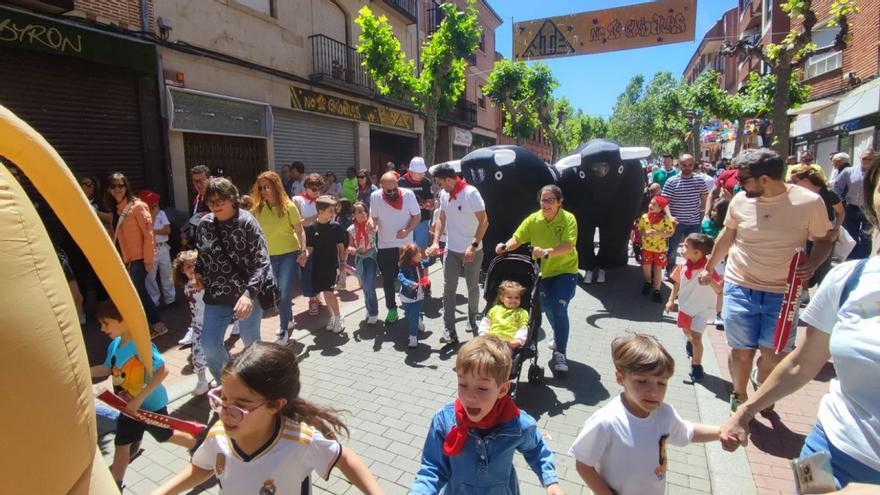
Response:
[482,252,544,396]
[478,280,529,350]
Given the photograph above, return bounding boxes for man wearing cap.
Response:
[139,189,176,308]
[398,157,436,249]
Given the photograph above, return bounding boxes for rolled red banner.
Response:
[98,390,207,436]
[773,249,806,354]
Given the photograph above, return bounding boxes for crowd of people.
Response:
[72,143,880,494]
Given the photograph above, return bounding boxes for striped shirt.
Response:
[662,174,710,225]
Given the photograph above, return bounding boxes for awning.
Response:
[787,97,839,116]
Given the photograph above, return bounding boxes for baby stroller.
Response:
[483,250,544,398]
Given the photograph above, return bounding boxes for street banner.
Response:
[513,0,697,61]
[98,390,207,436]
[773,249,806,354]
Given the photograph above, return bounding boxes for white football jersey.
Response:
[193,418,342,494]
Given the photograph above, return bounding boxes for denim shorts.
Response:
[800,421,880,489]
[722,282,796,351]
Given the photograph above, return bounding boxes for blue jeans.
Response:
[723,282,796,351]
[403,300,424,337]
[413,219,430,249]
[355,254,379,318]
[270,251,299,331]
[300,256,315,298]
[666,222,701,274]
[202,302,263,381]
[800,421,880,489]
[844,204,872,260]
[128,259,160,325]
[540,273,577,355]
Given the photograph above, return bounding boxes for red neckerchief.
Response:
[647,211,666,225]
[299,191,319,205]
[402,172,422,186]
[354,219,370,251]
[382,189,403,210]
[684,257,708,280]
[449,177,468,201]
[443,396,520,456]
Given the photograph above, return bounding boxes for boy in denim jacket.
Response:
[411,336,562,495]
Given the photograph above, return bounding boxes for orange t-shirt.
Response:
[112,199,155,267]
[724,185,831,293]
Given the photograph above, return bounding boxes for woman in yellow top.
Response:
[496,185,578,374]
[250,171,308,345]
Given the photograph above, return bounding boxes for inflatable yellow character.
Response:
[0,104,152,494]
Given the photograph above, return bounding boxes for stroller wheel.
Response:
[528,364,544,384]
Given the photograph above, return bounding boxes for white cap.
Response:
[409,156,427,173]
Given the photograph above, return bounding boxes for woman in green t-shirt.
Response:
[495,185,579,374]
[250,171,308,344]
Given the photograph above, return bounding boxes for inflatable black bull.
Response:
[556,139,648,271]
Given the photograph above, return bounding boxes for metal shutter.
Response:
[273,108,356,177]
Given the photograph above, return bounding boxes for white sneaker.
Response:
[596,269,606,283]
[547,335,555,351]
[178,328,194,346]
[408,335,418,348]
[230,322,240,336]
[194,380,210,396]
[332,317,345,334]
[274,330,289,346]
[367,315,378,325]
[287,319,296,330]
[552,351,569,373]
[325,316,337,331]
[583,270,593,285]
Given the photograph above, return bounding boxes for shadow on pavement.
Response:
[693,372,732,402]
[576,265,675,326]
[516,360,610,420]
[749,410,807,459]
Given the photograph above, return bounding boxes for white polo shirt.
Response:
[370,188,420,249]
[439,185,485,253]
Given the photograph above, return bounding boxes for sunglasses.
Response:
[80,181,94,187]
[540,197,558,204]
[108,183,126,190]
[207,388,266,424]
[207,198,229,208]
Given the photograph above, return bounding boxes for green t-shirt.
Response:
[342,177,358,202]
[651,167,679,187]
[486,305,530,342]
[254,203,302,255]
[513,209,579,278]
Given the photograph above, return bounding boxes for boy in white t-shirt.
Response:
[569,334,728,495]
[139,190,176,307]
[665,233,722,382]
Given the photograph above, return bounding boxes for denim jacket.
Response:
[411,401,559,495]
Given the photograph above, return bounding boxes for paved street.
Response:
[91,259,828,495]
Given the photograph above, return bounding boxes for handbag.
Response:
[212,220,280,316]
[832,228,856,261]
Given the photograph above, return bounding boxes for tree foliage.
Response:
[548,98,608,157]
[355,1,481,166]
[484,60,556,145]
[608,72,691,156]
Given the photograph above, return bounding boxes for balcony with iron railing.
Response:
[382,0,418,23]
[441,99,477,128]
[427,3,445,35]
[309,34,376,94]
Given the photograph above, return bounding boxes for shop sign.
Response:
[0,5,156,73]
[513,0,696,61]
[289,86,414,131]
[453,128,473,147]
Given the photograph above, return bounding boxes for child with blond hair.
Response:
[478,280,530,350]
[172,250,209,394]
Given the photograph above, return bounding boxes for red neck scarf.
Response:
[443,396,520,457]
[684,257,708,280]
[647,195,668,224]
[300,191,318,204]
[449,177,468,201]
[402,172,422,186]
[647,211,666,225]
[354,219,370,250]
[382,189,403,210]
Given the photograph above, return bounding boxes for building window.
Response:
[806,51,842,79]
[234,0,274,17]
[762,0,771,31]
[479,33,485,52]
[478,95,486,108]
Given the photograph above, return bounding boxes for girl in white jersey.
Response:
[153,342,382,495]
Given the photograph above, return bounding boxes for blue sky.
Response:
[489,0,738,118]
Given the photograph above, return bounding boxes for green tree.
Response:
[609,72,691,156]
[721,0,858,154]
[607,74,650,148]
[356,1,480,167]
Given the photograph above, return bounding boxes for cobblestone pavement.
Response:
[87,259,821,495]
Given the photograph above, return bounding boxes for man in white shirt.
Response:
[427,164,489,343]
[371,172,421,324]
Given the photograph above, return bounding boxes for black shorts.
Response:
[311,263,338,293]
[114,407,174,446]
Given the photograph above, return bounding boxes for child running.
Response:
[153,342,382,495]
[412,335,562,494]
[569,334,728,495]
[90,300,196,490]
[398,243,429,348]
[638,195,675,302]
[478,280,530,350]
[172,250,209,395]
[665,234,722,381]
[347,201,380,325]
[303,195,348,334]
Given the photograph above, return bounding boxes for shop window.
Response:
[234,0,275,17]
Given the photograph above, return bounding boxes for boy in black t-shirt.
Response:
[304,196,348,334]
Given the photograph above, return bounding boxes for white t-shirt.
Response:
[431,208,447,243]
[674,263,721,320]
[800,257,880,471]
[569,395,694,495]
[293,196,318,226]
[193,419,342,495]
[439,185,486,253]
[153,210,170,244]
[369,188,420,249]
